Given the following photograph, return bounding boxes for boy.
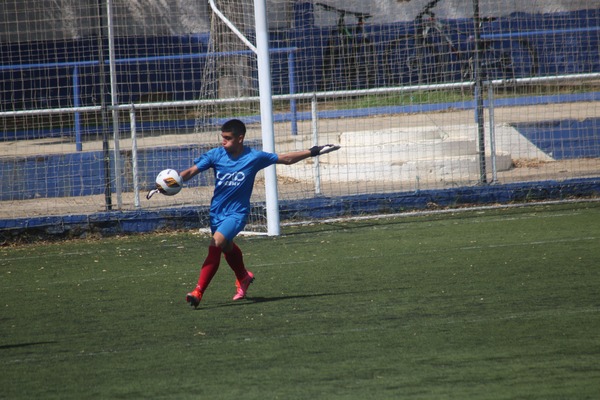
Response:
[179,119,339,307]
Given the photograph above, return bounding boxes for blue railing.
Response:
[0,47,299,148]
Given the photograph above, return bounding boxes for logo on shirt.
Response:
[216,171,246,187]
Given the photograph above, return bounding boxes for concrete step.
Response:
[275,124,528,184]
[339,127,445,146]
[337,138,478,163]
[278,152,513,183]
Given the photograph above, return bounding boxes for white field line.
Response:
[282,198,600,227]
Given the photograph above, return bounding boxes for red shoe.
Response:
[233,271,254,300]
[186,288,203,308]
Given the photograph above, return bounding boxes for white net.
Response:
[1,0,599,235]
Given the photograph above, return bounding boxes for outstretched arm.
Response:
[277,144,340,165]
[276,149,312,165]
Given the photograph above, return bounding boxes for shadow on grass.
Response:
[196,287,406,310]
[194,292,334,310]
[248,292,337,304]
[0,341,57,350]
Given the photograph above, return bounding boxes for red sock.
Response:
[224,242,248,281]
[196,245,222,292]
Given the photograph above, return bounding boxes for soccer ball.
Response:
[155,169,183,196]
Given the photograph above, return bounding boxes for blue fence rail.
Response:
[0,47,298,146]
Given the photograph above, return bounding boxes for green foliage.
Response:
[1,203,599,399]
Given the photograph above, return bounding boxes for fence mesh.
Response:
[1,0,599,233]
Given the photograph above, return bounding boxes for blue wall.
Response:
[0,140,263,201]
[512,118,600,160]
[0,145,210,201]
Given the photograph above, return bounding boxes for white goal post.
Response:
[209,0,281,236]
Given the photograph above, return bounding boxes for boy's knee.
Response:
[211,232,231,251]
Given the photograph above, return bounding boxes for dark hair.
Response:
[221,119,246,137]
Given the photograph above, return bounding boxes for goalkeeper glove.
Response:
[309,144,340,157]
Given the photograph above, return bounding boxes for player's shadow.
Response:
[198,287,406,310]
[247,286,407,304]
[199,292,335,310]
[0,341,57,350]
[248,292,337,304]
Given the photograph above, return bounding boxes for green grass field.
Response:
[1,202,599,399]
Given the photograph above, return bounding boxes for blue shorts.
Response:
[211,215,246,241]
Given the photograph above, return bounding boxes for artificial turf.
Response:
[1,202,599,399]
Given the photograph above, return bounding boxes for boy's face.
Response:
[221,131,244,154]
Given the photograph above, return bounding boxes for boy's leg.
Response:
[196,245,223,291]
[217,218,248,281]
[217,217,254,300]
[223,242,248,281]
[186,245,222,308]
[224,242,254,300]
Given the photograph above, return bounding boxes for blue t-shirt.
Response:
[194,146,279,221]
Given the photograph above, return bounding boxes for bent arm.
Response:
[179,165,200,182]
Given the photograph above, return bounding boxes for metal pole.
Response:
[209,0,257,53]
[254,0,280,235]
[311,94,321,195]
[73,66,82,152]
[97,0,112,210]
[488,84,498,183]
[288,50,298,136]
[130,105,140,209]
[472,0,487,184]
[106,0,123,209]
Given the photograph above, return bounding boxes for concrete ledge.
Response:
[279,153,513,183]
